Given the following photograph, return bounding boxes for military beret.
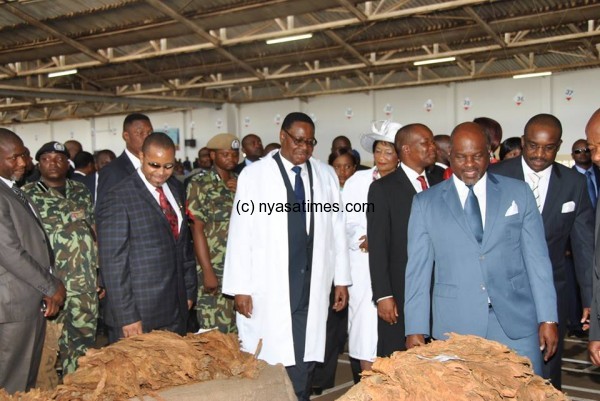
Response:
[206,133,240,150]
[35,141,70,161]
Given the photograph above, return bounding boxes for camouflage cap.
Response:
[206,133,240,150]
[35,141,70,161]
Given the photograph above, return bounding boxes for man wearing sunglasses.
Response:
[489,113,594,389]
[97,132,196,343]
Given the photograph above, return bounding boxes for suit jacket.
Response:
[71,172,97,204]
[490,157,594,319]
[405,174,558,340]
[0,181,59,323]
[367,165,443,354]
[97,173,197,333]
[96,151,135,207]
[591,203,600,341]
[233,160,247,174]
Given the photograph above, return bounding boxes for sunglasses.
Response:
[572,148,590,155]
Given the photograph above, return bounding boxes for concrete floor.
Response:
[312,335,600,401]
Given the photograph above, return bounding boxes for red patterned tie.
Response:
[156,186,179,240]
[416,175,428,191]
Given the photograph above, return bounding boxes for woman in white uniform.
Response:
[342,120,401,373]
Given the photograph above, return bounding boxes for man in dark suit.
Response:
[97,132,196,343]
[586,108,600,366]
[405,122,558,376]
[0,129,66,394]
[489,114,594,389]
[367,123,443,357]
[234,133,263,174]
[572,138,600,208]
[96,113,153,206]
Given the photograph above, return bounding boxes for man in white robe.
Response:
[223,112,351,401]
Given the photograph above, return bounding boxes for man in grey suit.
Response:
[0,129,66,394]
[489,114,594,389]
[97,132,196,343]
[586,107,600,366]
[96,113,153,206]
[405,122,558,376]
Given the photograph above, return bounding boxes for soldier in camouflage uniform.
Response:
[187,133,239,333]
[23,142,98,375]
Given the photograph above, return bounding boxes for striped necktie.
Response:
[528,172,542,211]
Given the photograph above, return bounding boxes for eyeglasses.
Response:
[147,161,174,170]
[572,147,590,155]
[524,140,560,153]
[283,129,318,147]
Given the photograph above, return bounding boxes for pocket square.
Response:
[561,201,576,213]
[505,201,518,216]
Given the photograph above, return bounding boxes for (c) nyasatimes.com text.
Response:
[235,200,374,216]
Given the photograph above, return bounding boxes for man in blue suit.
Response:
[97,132,196,343]
[404,122,558,375]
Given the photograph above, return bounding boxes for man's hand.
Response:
[539,322,559,361]
[377,297,398,324]
[202,270,219,294]
[333,286,349,312]
[581,307,591,331]
[406,334,425,349]
[589,340,600,366]
[187,300,194,310]
[96,286,106,300]
[235,294,253,318]
[358,235,368,253]
[44,281,66,317]
[226,178,237,192]
[122,321,143,338]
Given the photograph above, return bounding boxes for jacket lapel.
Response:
[541,164,561,222]
[481,174,500,249]
[442,179,478,246]
[133,173,174,236]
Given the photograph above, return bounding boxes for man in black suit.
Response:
[97,132,196,343]
[0,129,66,393]
[489,113,594,389]
[367,123,443,357]
[586,108,600,367]
[572,138,599,208]
[96,113,153,206]
[234,133,263,174]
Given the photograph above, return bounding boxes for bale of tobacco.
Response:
[0,330,266,401]
[338,333,568,401]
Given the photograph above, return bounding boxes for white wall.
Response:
[6,68,599,164]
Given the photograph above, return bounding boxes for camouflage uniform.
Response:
[186,168,237,333]
[23,179,98,375]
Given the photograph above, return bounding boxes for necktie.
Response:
[156,186,179,240]
[416,176,428,191]
[528,172,541,211]
[291,166,306,220]
[465,185,483,244]
[585,170,598,208]
[11,185,30,207]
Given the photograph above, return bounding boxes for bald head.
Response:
[585,108,600,167]
[450,122,490,185]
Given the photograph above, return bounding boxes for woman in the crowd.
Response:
[342,120,401,377]
[329,148,357,189]
[499,137,523,160]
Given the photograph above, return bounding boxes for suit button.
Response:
[300,269,305,274]
[479,255,485,260]
[481,285,486,291]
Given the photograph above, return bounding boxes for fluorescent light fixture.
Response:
[513,71,552,79]
[266,33,312,45]
[48,69,78,78]
[413,57,456,66]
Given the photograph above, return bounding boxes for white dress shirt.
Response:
[452,172,487,228]
[522,158,552,212]
[137,170,182,230]
[400,162,429,193]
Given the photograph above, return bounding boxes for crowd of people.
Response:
[0,108,599,401]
